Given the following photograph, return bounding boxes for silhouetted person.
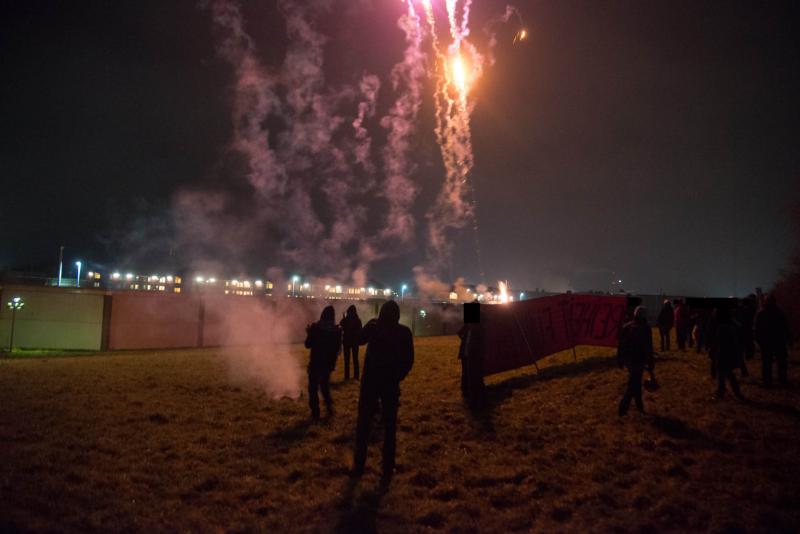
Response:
[737,295,757,362]
[694,308,711,353]
[657,299,674,352]
[755,294,792,387]
[458,323,485,409]
[710,307,745,400]
[340,305,363,381]
[352,301,414,484]
[617,306,655,416]
[674,299,690,350]
[304,306,341,420]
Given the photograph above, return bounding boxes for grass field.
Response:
[1,335,799,532]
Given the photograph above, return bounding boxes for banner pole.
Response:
[512,308,539,374]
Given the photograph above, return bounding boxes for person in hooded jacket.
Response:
[340,305,363,381]
[617,306,655,416]
[352,301,414,484]
[304,306,342,420]
[657,299,674,352]
[710,306,745,400]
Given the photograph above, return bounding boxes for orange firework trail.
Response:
[410,0,488,274]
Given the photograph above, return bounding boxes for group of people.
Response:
[303,302,414,485]
[619,293,793,415]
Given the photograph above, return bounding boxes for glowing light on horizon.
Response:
[498,280,510,304]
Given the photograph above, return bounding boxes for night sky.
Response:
[1,1,798,296]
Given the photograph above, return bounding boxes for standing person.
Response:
[458,323,486,409]
[674,299,690,351]
[710,307,745,400]
[695,308,711,353]
[304,306,341,420]
[737,295,757,362]
[340,305,363,381]
[657,299,674,352]
[755,294,792,387]
[617,306,655,416]
[352,301,414,485]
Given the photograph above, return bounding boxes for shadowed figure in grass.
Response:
[755,294,792,388]
[617,305,655,416]
[710,306,745,401]
[352,301,414,485]
[305,305,342,420]
[340,305,363,381]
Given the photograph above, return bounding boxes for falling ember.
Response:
[513,28,528,43]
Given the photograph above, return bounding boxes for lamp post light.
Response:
[7,296,25,352]
[401,284,408,301]
[75,261,82,288]
[292,275,299,297]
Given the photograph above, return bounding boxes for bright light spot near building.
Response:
[335,285,342,293]
[208,278,216,284]
[419,309,427,318]
[255,280,263,287]
[112,272,120,280]
[166,275,173,282]
[195,276,204,283]
[449,291,458,300]
[126,273,133,280]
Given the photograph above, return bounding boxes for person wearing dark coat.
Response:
[737,295,757,362]
[755,294,792,387]
[458,323,486,409]
[352,301,414,484]
[340,305,363,381]
[617,306,655,416]
[673,299,690,351]
[710,307,745,400]
[657,300,674,352]
[304,306,342,420]
[695,308,711,353]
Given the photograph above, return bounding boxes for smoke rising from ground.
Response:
[178,0,521,393]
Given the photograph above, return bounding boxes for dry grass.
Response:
[1,335,799,532]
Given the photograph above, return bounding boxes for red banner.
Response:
[479,294,627,377]
[567,294,628,347]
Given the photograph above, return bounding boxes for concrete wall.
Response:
[0,285,104,350]
[108,293,201,350]
[0,286,464,352]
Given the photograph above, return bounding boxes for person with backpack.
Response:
[340,305,363,381]
[352,301,414,485]
[304,306,342,420]
[617,306,655,416]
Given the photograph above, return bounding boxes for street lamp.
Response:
[75,261,82,288]
[292,275,299,297]
[401,284,408,301]
[6,296,24,352]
